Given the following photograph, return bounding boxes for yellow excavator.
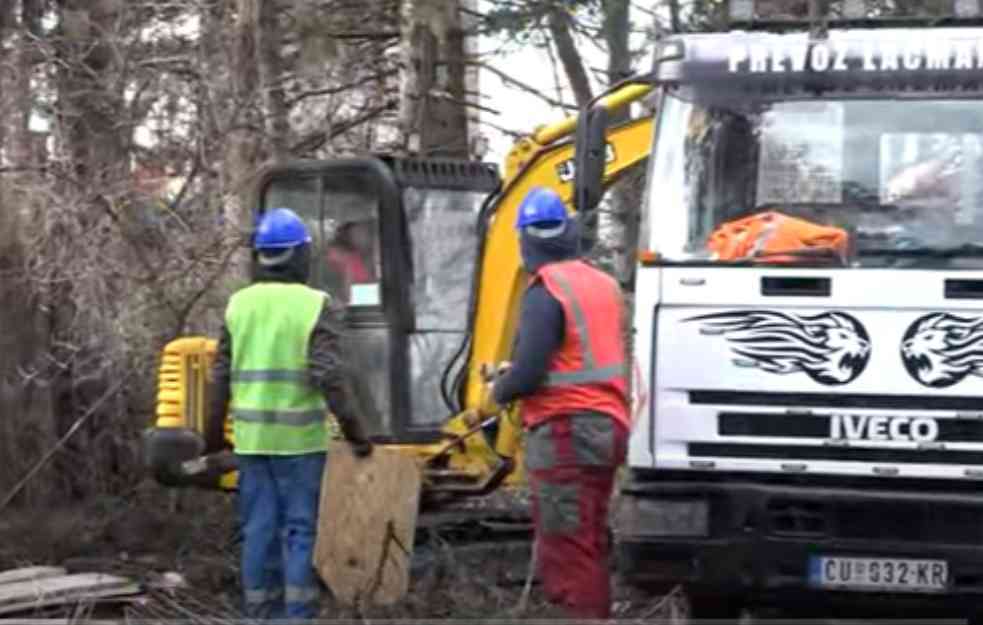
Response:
[143,83,654,518]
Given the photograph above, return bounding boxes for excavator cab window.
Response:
[404,186,484,428]
[257,157,499,443]
[261,173,383,305]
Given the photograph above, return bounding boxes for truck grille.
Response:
[762,499,983,545]
[768,498,828,537]
[718,412,983,443]
[690,390,983,412]
[836,501,983,545]
[688,443,983,466]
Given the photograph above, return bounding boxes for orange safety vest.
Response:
[520,260,630,430]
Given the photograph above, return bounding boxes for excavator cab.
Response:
[145,156,500,488]
[256,157,500,443]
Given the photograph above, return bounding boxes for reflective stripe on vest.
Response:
[226,282,334,454]
[230,369,311,384]
[520,260,630,430]
[234,409,326,427]
[541,269,625,387]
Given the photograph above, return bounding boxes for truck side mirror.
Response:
[574,104,609,216]
[574,105,609,253]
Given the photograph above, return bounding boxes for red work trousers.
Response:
[524,411,628,620]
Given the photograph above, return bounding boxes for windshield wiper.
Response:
[860,243,983,258]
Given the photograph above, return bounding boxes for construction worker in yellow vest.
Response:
[205,207,373,620]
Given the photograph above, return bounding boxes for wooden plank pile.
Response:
[0,565,141,617]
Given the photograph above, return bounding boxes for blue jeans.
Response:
[237,452,326,620]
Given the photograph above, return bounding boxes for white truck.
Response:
[572,0,983,619]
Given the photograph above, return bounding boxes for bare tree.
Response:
[0,0,413,505]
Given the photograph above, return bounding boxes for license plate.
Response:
[809,556,948,592]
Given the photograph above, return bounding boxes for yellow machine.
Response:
[143,83,654,506]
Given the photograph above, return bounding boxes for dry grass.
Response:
[0,482,236,581]
[0,479,679,622]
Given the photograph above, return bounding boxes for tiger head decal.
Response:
[685,310,871,386]
[902,313,983,388]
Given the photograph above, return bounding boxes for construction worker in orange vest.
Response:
[492,186,630,620]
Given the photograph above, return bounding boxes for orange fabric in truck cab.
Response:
[706,211,848,263]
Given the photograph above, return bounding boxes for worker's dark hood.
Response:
[250,243,311,284]
[519,218,582,274]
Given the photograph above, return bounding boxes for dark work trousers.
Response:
[237,452,326,620]
[524,411,629,620]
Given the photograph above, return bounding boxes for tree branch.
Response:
[473,117,523,141]
[546,6,594,108]
[290,99,396,154]
[285,70,398,108]
[423,90,502,115]
[170,234,245,338]
[468,60,577,111]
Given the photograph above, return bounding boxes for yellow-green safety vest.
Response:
[225,282,337,454]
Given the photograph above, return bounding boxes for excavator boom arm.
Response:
[461,86,655,461]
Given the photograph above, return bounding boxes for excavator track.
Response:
[411,489,535,586]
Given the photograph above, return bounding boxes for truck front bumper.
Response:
[615,475,983,610]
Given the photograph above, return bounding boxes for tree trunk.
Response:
[603,0,631,88]
[13,0,43,170]
[547,6,593,109]
[258,0,289,161]
[223,0,262,282]
[600,0,642,287]
[3,0,58,505]
[0,2,9,175]
[57,0,126,185]
[0,0,11,242]
[400,0,470,158]
[48,0,133,499]
[197,0,225,224]
[667,0,681,32]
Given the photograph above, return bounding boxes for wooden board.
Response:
[0,573,140,616]
[0,567,66,587]
[313,441,421,607]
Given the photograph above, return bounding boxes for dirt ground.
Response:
[0,480,674,622]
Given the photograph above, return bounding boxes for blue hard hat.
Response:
[515,187,569,230]
[254,208,311,249]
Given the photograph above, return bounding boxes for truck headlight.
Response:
[614,497,710,538]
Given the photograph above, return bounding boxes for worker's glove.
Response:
[495,361,513,379]
[490,361,512,400]
[480,361,512,383]
[350,439,373,458]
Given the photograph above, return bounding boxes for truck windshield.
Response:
[645,89,983,268]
